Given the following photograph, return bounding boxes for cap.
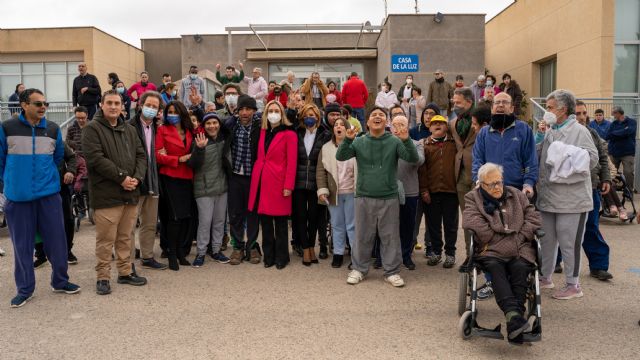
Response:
[429,115,448,124]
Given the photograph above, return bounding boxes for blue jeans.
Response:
[582,188,610,271]
[328,193,355,255]
[352,108,366,131]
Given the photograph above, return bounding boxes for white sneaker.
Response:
[347,270,364,285]
[385,274,405,287]
[0,247,5,256]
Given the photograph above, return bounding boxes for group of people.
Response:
[0,63,637,328]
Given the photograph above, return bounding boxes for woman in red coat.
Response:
[248,100,298,269]
[327,81,342,105]
[156,100,194,270]
[266,83,288,108]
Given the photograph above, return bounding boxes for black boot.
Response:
[331,254,343,268]
[319,245,329,260]
[168,255,179,271]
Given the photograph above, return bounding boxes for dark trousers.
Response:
[5,194,69,296]
[293,189,320,249]
[400,196,419,262]
[424,192,459,256]
[165,219,191,258]
[60,184,75,252]
[317,204,328,247]
[413,200,432,250]
[84,104,97,120]
[228,174,259,251]
[260,215,290,266]
[583,189,610,271]
[476,256,534,315]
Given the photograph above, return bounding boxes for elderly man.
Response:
[537,89,598,300]
[244,67,268,107]
[0,88,81,307]
[427,69,453,116]
[180,65,206,107]
[72,63,102,120]
[469,75,486,105]
[605,106,637,191]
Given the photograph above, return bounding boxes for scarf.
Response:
[479,187,506,215]
[490,113,516,131]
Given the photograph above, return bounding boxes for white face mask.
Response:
[406,79,413,85]
[543,111,558,126]
[487,80,493,87]
[225,95,238,107]
[267,112,281,124]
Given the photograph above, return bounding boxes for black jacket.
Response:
[72,73,102,106]
[129,114,159,195]
[224,113,262,172]
[295,125,331,190]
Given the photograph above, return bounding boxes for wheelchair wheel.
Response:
[458,272,470,316]
[458,311,474,340]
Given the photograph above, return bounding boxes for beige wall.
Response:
[486,0,615,116]
[91,29,145,89]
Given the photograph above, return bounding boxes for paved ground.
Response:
[1,209,639,359]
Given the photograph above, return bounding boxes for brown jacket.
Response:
[300,79,329,108]
[426,80,453,112]
[449,112,476,183]
[418,135,457,194]
[462,187,541,264]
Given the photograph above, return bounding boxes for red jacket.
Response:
[155,124,194,180]
[248,128,298,216]
[127,82,157,102]
[341,76,369,108]
[266,91,288,108]
[328,89,343,105]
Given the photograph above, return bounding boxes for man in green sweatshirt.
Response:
[336,106,419,287]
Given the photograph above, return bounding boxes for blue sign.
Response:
[391,54,419,72]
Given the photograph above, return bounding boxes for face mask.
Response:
[267,112,281,124]
[304,117,317,128]
[225,95,238,107]
[165,114,180,125]
[171,90,177,97]
[406,79,413,85]
[141,106,158,119]
[487,80,493,87]
[190,74,197,80]
[543,111,558,126]
[490,113,515,129]
[116,87,125,94]
[141,81,148,87]
[453,106,466,114]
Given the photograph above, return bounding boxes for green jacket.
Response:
[188,132,231,198]
[336,132,418,199]
[82,110,147,209]
[216,70,245,85]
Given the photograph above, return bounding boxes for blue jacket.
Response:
[0,113,64,202]
[472,120,538,189]
[409,123,431,141]
[605,117,636,158]
[589,119,610,139]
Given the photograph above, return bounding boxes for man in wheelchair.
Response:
[462,163,541,342]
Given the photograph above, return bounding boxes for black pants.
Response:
[293,189,320,249]
[261,215,290,266]
[317,204,328,247]
[83,104,97,120]
[476,256,534,315]
[228,174,259,251]
[424,192,458,256]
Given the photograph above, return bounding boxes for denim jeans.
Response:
[352,108,366,131]
[328,193,355,255]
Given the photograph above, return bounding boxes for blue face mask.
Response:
[165,114,180,125]
[141,106,158,119]
[304,117,317,128]
[116,87,125,94]
[190,74,197,80]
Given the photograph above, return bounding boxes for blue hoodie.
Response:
[605,116,637,158]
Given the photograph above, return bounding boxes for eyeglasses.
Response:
[27,101,49,107]
[481,180,503,190]
[575,111,587,115]
[493,100,511,105]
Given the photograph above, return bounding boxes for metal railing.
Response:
[0,101,76,137]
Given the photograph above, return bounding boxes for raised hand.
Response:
[345,128,356,140]
[195,133,208,148]
[396,127,409,141]
[216,64,221,70]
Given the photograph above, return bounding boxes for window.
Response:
[614,0,640,96]
[268,63,365,90]
[539,59,556,97]
[0,61,82,102]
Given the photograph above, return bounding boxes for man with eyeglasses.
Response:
[0,88,81,307]
[72,63,102,120]
[216,83,242,124]
[180,65,205,107]
[471,91,538,300]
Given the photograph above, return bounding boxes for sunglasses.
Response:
[27,101,49,107]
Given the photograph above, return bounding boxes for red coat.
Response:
[155,124,194,180]
[341,76,369,108]
[248,128,298,216]
[328,89,343,105]
[266,91,288,107]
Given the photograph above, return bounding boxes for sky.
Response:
[1,0,514,48]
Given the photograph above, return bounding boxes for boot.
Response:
[168,254,179,271]
[318,244,328,259]
[309,247,319,264]
[331,254,344,268]
[302,248,312,266]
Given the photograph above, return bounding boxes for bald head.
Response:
[492,92,514,115]
[391,115,409,137]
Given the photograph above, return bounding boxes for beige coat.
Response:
[316,141,357,206]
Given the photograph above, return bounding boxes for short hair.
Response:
[222,83,242,95]
[19,88,44,103]
[453,87,474,102]
[412,86,422,95]
[214,91,224,99]
[165,83,176,92]
[350,72,358,77]
[269,80,276,85]
[546,89,576,115]
[455,75,464,81]
[477,75,486,81]
[140,71,148,76]
[286,70,295,77]
[253,67,262,74]
[576,100,586,107]
[225,65,235,71]
[478,162,504,183]
[162,73,171,78]
[471,105,491,126]
[594,108,604,114]
[612,106,624,115]
[368,106,388,119]
[74,106,88,115]
[205,101,216,109]
[342,103,353,115]
[389,104,405,116]
[101,89,122,103]
[139,90,164,108]
[190,65,198,71]
[391,115,409,127]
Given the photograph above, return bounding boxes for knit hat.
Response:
[237,95,257,110]
[202,111,220,123]
[325,102,341,115]
[425,103,441,115]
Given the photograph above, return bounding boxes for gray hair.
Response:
[205,101,216,108]
[253,67,262,74]
[612,105,624,115]
[546,89,576,115]
[477,162,503,183]
[453,87,474,102]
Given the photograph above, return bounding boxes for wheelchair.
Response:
[600,172,637,223]
[457,229,545,343]
[71,177,94,232]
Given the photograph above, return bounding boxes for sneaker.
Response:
[117,274,148,286]
[10,294,33,308]
[192,255,205,267]
[229,249,244,265]
[211,252,230,264]
[347,270,364,285]
[590,269,613,281]
[96,280,111,295]
[385,274,405,287]
[249,248,261,264]
[507,315,530,339]
[67,252,78,265]
[477,281,494,300]
[141,258,168,270]
[609,205,618,216]
[34,257,48,269]
[426,254,442,266]
[539,277,555,289]
[554,263,563,273]
[552,284,583,300]
[403,258,416,270]
[443,255,456,268]
[52,282,81,294]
